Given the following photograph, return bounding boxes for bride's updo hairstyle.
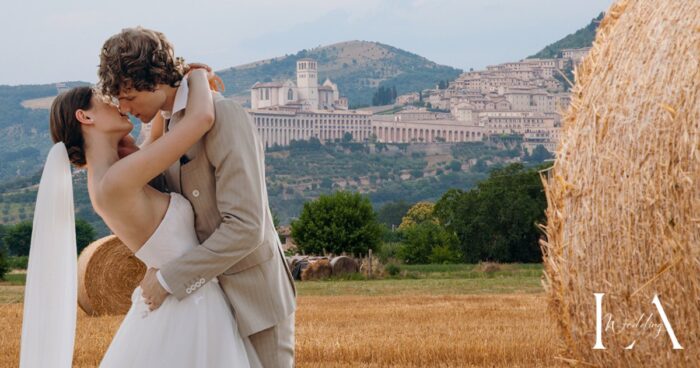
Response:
[50,86,94,167]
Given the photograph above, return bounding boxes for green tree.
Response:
[0,245,8,280]
[398,201,438,231]
[3,221,32,256]
[449,160,462,172]
[434,163,549,263]
[376,200,412,229]
[397,221,459,264]
[3,218,97,256]
[0,224,5,249]
[527,145,553,163]
[75,219,97,254]
[290,191,383,255]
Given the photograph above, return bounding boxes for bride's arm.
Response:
[139,113,165,147]
[100,69,214,195]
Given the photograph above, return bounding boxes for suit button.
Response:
[192,189,200,198]
[199,278,205,283]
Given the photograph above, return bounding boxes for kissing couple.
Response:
[20,26,296,368]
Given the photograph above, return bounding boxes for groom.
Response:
[98,27,296,367]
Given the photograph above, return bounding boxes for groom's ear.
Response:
[75,109,95,126]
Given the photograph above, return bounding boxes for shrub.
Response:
[6,256,28,270]
[376,241,402,262]
[397,221,459,264]
[428,244,462,264]
[0,247,8,280]
[386,263,401,276]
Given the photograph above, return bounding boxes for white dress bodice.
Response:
[134,192,200,269]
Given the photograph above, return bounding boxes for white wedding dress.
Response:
[99,192,257,367]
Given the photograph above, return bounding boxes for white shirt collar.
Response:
[161,77,189,120]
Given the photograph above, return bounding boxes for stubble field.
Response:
[0,264,564,367]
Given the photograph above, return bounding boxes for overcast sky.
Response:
[0,0,612,86]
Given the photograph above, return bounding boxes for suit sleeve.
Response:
[159,98,266,300]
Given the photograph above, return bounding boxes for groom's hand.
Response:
[140,268,169,311]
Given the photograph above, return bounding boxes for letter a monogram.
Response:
[593,293,683,350]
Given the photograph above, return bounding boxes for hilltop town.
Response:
[247,47,590,154]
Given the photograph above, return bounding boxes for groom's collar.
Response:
[161,77,189,120]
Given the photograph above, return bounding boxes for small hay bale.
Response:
[78,235,146,316]
[541,1,700,366]
[300,259,332,281]
[330,256,359,276]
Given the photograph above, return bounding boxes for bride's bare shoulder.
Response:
[88,177,148,215]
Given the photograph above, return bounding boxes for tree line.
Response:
[0,219,96,279]
[289,162,550,264]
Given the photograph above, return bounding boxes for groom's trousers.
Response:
[247,311,295,368]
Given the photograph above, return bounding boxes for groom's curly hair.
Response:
[98,27,187,97]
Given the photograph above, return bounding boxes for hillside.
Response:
[216,40,462,107]
[0,140,535,236]
[528,12,604,59]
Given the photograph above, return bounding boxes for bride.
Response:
[24,69,256,367]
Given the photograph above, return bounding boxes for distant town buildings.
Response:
[249,58,370,148]
[561,47,591,67]
[247,47,590,152]
[394,47,588,152]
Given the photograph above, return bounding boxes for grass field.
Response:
[0,264,564,367]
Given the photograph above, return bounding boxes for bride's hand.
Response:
[141,268,169,311]
[186,62,225,92]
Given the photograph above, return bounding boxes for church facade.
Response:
[250,58,348,111]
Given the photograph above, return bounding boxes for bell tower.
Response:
[296,58,319,110]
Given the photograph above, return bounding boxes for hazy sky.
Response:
[0,0,612,86]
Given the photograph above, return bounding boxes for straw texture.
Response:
[77,235,146,316]
[540,1,699,366]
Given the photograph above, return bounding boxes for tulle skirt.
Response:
[99,281,255,368]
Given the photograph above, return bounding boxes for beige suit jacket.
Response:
[158,92,296,336]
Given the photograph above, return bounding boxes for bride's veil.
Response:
[19,142,77,368]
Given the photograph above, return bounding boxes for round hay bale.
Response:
[541,1,699,366]
[300,259,332,281]
[289,255,306,270]
[330,256,358,276]
[78,235,146,316]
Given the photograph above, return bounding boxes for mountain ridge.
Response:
[216,40,462,107]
